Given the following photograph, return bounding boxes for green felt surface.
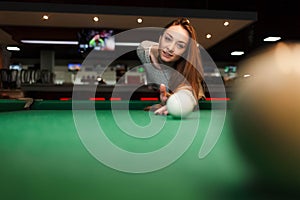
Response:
[0,103,262,200]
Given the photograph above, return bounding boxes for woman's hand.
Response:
[155,86,197,116]
[159,84,168,104]
[154,105,168,115]
[154,84,170,115]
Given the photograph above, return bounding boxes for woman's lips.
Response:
[162,50,173,59]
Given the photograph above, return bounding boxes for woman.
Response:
[137,17,205,115]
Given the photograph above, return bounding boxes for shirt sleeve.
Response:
[136,40,158,64]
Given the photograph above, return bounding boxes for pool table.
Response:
[0,99,285,199]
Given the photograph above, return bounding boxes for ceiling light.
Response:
[263,37,281,42]
[224,21,230,26]
[115,42,140,46]
[243,74,251,78]
[6,46,20,51]
[21,40,140,46]
[42,15,49,20]
[206,34,212,39]
[21,40,78,45]
[137,18,143,24]
[231,51,244,56]
[93,17,99,22]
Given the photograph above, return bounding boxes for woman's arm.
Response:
[137,41,157,63]
[137,40,161,69]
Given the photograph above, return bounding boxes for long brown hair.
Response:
[164,18,205,99]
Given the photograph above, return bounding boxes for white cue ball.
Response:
[166,89,196,118]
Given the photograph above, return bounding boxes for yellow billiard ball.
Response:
[231,41,300,192]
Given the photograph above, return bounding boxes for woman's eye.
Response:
[165,36,172,41]
[177,43,185,49]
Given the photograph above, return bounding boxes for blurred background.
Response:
[0,0,298,98]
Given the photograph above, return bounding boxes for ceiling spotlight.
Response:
[42,15,49,20]
[93,17,99,22]
[263,36,281,42]
[231,51,244,56]
[206,34,212,39]
[224,21,230,26]
[6,46,20,51]
[137,18,143,24]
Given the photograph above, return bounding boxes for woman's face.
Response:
[158,25,190,63]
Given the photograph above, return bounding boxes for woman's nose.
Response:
[167,42,175,52]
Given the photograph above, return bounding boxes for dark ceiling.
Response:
[1,0,300,64]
